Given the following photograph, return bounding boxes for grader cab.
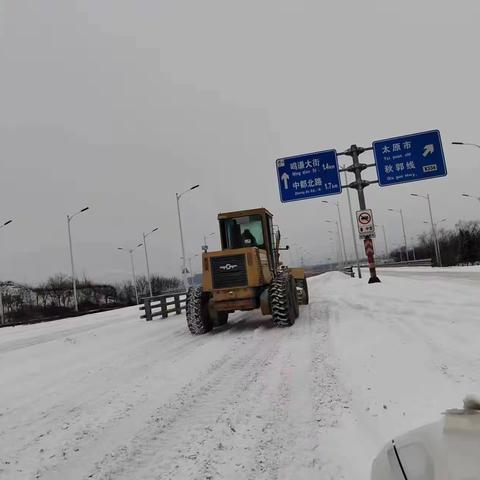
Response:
[186,207,309,334]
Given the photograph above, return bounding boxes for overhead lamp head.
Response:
[81,207,90,212]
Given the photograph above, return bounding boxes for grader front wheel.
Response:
[269,273,298,327]
[186,287,213,335]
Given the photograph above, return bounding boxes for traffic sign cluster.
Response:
[275,129,448,284]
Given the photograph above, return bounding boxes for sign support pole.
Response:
[343,167,362,279]
[340,145,381,284]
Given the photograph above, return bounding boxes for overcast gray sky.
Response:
[1,0,480,285]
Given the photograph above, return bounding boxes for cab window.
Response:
[222,215,265,249]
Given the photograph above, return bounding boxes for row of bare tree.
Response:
[390,220,480,266]
[1,274,182,324]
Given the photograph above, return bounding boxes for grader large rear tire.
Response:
[269,273,297,327]
[186,287,213,334]
[290,277,299,318]
[296,278,309,305]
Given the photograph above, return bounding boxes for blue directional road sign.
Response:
[276,150,341,203]
[373,130,447,187]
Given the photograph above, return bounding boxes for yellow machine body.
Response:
[186,207,309,334]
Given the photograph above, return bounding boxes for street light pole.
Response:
[202,232,215,252]
[325,220,344,265]
[188,254,199,284]
[142,227,159,297]
[461,193,480,203]
[322,200,348,264]
[375,224,389,260]
[327,236,338,267]
[426,194,442,267]
[410,237,416,261]
[0,220,13,325]
[176,185,199,291]
[130,250,139,305]
[118,243,143,305]
[327,230,341,266]
[399,209,408,261]
[67,207,89,312]
[388,208,409,261]
[411,193,442,267]
[452,141,480,149]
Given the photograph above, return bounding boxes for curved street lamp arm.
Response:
[68,206,90,221]
[452,141,480,149]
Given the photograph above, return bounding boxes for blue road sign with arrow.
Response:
[276,149,341,203]
[373,130,447,187]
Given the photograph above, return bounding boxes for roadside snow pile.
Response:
[308,269,480,477]
[0,268,479,479]
[379,265,480,273]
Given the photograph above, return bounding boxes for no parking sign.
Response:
[356,209,376,239]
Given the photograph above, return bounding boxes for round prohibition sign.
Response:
[358,212,372,225]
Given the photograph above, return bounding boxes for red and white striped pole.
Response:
[364,237,380,283]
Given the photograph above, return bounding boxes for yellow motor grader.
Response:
[186,208,309,334]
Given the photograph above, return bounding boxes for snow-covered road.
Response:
[378,265,480,286]
[1,269,479,480]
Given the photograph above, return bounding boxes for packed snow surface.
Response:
[1,268,479,479]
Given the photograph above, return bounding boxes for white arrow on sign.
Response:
[281,172,290,189]
[423,144,434,157]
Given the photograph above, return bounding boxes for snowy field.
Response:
[1,268,480,479]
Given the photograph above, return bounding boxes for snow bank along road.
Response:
[1,268,480,480]
[378,265,480,286]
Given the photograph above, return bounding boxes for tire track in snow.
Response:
[0,309,139,353]
[1,318,231,480]
[84,323,283,480]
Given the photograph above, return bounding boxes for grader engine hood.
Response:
[202,247,272,295]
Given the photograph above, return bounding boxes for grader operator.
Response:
[186,208,309,334]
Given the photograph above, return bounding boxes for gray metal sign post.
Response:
[343,168,362,278]
[339,145,380,284]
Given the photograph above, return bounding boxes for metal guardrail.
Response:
[342,266,355,277]
[140,291,187,321]
[375,258,433,268]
